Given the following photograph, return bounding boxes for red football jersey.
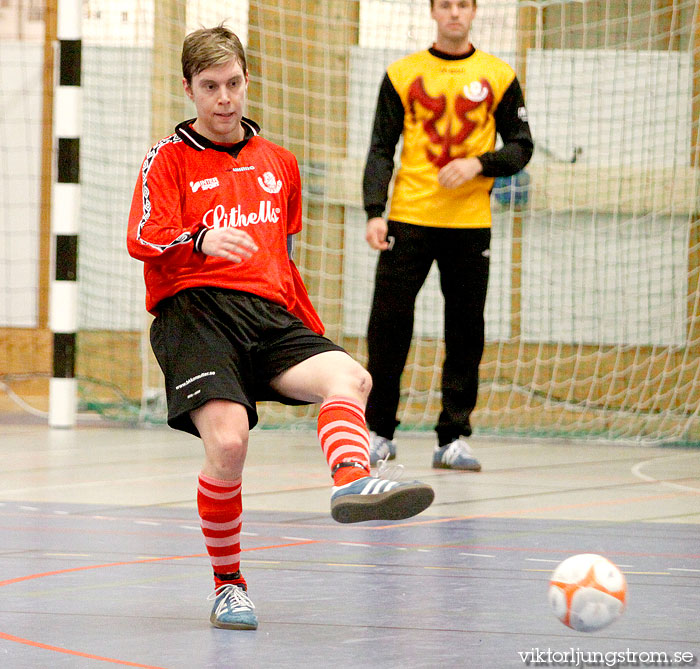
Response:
[127,119,324,334]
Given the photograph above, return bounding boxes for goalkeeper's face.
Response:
[431,0,476,49]
[183,58,249,144]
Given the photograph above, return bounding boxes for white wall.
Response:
[526,49,692,168]
[0,43,42,327]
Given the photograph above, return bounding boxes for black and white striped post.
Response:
[48,0,81,428]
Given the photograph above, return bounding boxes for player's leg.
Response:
[433,227,491,471]
[189,400,258,630]
[365,221,434,461]
[271,350,434,523]
[193,399,250,480]
[270,349,373,481]
[150,290,259,630]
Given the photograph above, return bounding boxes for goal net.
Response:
[1,0,699,444]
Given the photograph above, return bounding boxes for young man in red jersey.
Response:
[127,25,434,631]
[363,0,533,470]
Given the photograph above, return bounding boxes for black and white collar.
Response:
[175,117,261,158]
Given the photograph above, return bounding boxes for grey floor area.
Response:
[1,420,699,668]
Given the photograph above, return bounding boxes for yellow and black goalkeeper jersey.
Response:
[363,46,533,228]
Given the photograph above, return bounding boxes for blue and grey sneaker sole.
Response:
[210,610,258,630]
[432,455,482,471]
[331,481,434,524]
[433,460,481,472]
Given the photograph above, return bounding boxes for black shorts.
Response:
[150,287,345,436]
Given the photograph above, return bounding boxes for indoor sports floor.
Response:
[1,417,699,668]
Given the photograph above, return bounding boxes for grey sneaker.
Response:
[432,438,481,471]
[369,431,397,465]
[330,473,434,523]
[208,583,258,630]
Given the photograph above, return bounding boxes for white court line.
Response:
[0,471,197,495]
[459,553,495,558]
[668,567,700,573]
[631,454,700,494]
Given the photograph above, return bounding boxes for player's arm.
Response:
[478,76,534,177]
[284,153,325,334]
[439,77,534,189]
[127,150,257,266]
[127,151,205,266]
[362,73,404,249]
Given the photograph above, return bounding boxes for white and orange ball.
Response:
[548,553,627,632]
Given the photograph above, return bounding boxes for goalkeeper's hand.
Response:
[365,217,390,251]
[438,156,483,189]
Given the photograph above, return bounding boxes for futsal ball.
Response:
[548,553,627,632]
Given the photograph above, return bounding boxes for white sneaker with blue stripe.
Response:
[432,437,482,471]
[369,432,397,465]
[330,469,434,523]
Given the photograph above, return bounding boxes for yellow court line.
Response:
[325,563,377,568]
[525,568,671,575]
[368,490,699,530]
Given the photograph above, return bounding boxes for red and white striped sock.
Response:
[197,473,246,590]
[317,397,371,486]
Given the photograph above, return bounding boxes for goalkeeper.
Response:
[127,24,433,631]
[362,0,533,470]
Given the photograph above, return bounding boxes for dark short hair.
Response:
[181,24,247,84]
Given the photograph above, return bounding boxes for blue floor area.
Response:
[0,501,698,668]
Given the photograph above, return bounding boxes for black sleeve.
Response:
[362,73,405,220]
[478,76,534,178]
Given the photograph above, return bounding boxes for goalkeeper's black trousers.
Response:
[365,221,491,446]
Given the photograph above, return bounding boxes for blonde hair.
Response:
[181,24,247,84]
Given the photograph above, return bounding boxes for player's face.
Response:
[184,58,249,144]
[431,0,476,51]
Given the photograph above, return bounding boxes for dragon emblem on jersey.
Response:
[257,171,282,194]
[408,76,494,168]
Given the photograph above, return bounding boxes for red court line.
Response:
[241,539,320,552]
[0,553,205,588]
[0,632,167,669]
[0,540,318,589]
[0,539,317,665]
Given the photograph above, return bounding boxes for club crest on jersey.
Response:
[463,81,489,103]
[190,177,220,193]
[258,171,282,194]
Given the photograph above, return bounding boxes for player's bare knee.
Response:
[353,364,372,400]
[208,433,248,476]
